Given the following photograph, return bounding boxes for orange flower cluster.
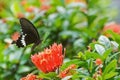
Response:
[11,32,20,41]
[40,5,51,11]
[21,0,27,6]
[20,74,42,80]
[93,68,102,79]
[65,0,86,4]
[58,64,76,78]
[95,58,102,66]
[25,6,35,12]
[16,12,25,18]
[93,59,103,79]
[39,0,51,11]
[31,43,64,73]
[103,22,120,35]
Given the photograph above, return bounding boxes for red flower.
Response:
[1,18,7,23]
[17,12,25,18]
[103,22,120,35]
[21,0,27,6]
[11,32,20,41]
[58,64,76,78]
[20,74,42,80]
[31,43,64,73]
[39,0,49,4]
[65,0,85,4]
[40,5,51,11]
[95,58,102,66]
[26,6,35,12]
[39,0,51,11]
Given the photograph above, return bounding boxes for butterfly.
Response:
[12,18,41,51]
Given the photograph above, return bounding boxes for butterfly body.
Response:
[13,18,41,51]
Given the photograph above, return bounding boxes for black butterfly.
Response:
[12,18,41,51]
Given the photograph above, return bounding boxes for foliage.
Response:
[0,0,120,80]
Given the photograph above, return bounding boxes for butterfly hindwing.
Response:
[16,35,24,47]
[14,18,41,51]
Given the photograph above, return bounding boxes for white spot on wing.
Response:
[21,34,27,46]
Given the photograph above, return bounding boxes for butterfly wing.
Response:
[15,18,41,50]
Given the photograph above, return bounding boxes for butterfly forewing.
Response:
[20,18,40,44]
[14,18,41,50]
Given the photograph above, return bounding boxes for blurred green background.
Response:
[0,0,119,80]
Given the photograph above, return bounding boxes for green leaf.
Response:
[103,48,112,60]
[110,41,119,51]
[17,66,32,73]
[95,44,105,55]
[62,76,72,80]
[102,59,117,79]
[88,58,93,73]
[88,0,99,8]
[88,15,97,26]
[61,59,86,70]
[106,30,120,44]
[85,51,103,60]
[72,74,86,79]
[97,76,103,80]
[72,73,93,80]
[104,72,118,79]
[98,35,111,48]
[0,42,5,62]
[39,72,57,79]
[89,42,98,50]
[77,52,86,60]
[106,52,120,63]
[10,1,22,16]
[114,75,120,80]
